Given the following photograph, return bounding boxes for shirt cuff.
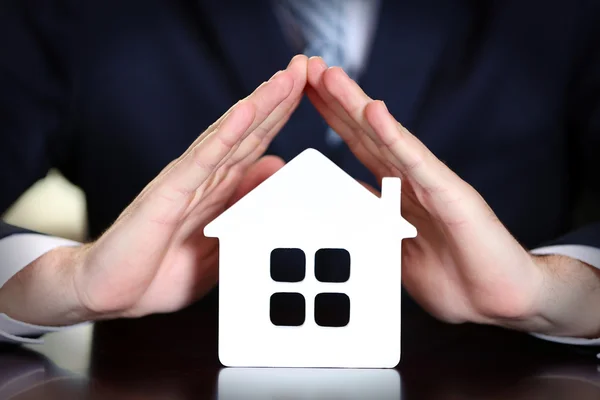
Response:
[0,233,81,344]
[529,244,600,350]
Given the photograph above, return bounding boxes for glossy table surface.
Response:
[3,297,600,399]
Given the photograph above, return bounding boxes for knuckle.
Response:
[215,132,237,150]
[401,153,426,176]
[191,146,219,171]
[194,158,219,171]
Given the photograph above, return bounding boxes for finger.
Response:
[180,68,292,164]
[305,86,390,179]
[321,66,382,145]
[128,102,254,232]
[202,70,294,182]
[171,99,249,174]
[162,101,257,204]
[320,65,406,177]
[163,67,294,195]
[160,70,293,196]
[229,55,307,166]
[96,101,259,282]
[198,60,301,199]
[240,93,303,168]
[203,95,299,204]
[228,155,285,206]
[137,66,294,210]
[306,57,392,179]
[364,100,467,202]
[185,60,301,204]
[307,57,366,146]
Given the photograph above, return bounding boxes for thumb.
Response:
[227,155,286,206]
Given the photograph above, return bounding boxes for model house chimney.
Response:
[381,177,401,212]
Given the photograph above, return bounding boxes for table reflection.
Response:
[4,341,600,400]
[499,365,600,400]
[0,348,87,400]
[217,368,402,400]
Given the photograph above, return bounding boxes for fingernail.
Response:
[288,54,305,66]
[311,56,328,68]
[329,66,349,79]
[381,101,388,111]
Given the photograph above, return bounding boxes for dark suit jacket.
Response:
[0,1,599,259]
[1,0,600,360]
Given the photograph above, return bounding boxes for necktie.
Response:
[278,0,347,146]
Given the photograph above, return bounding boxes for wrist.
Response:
[479,254,549,331]
[525,254,600,338]
[0,244,92,327]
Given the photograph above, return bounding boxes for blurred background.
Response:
[2,171,87,242]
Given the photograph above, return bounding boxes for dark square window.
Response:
[270,248,305,283]
[314,293,350,327]
[270,292,305,326]
[315,249,350,283]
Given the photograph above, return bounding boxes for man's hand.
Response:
[0,55,309,327]
[306,56,600,339]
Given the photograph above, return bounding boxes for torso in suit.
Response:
[1,0,599,251]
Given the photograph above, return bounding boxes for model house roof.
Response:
[204,148,416,237]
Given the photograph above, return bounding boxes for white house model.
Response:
[204,148,417,368]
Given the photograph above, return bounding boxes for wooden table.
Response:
[3,295,600,399]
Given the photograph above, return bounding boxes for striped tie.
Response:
[278,0,347,146]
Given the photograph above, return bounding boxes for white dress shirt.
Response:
[2,1,600,352]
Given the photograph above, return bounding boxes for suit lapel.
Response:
[361,0,469,131]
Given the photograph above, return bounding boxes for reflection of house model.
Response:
[204,149,417,368]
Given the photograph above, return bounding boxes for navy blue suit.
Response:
[1,0,600,359]
[0,2,599,262]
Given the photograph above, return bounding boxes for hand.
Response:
[306,57,600,338]
[0,55,308,326]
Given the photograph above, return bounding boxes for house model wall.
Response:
[204,148,417,368]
